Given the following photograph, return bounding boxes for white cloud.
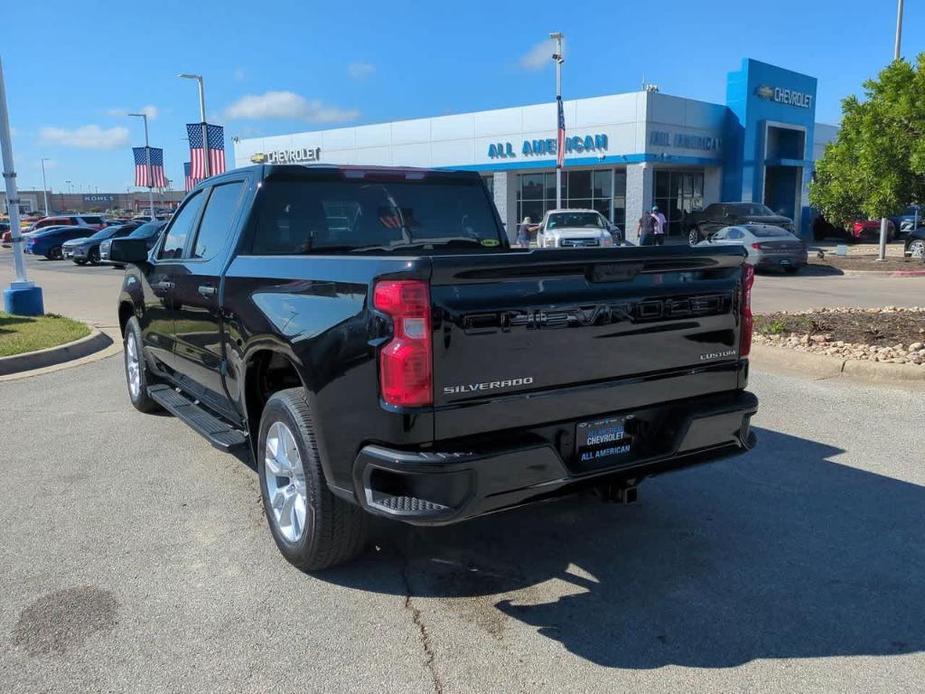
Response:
[105,105,158,119]
[38,124,130,149]
[347,62,376,80]
[519,39,554,71]
[224,91,359,123]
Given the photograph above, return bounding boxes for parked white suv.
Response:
[536,209,619,248]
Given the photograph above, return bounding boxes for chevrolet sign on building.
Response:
[756,84,814,109]
[250,147,321,164]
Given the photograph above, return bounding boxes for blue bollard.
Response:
[3,284,45,316]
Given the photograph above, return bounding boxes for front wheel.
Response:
[688,227,702,246]
[73,259,87,266]
[123,316,160,413]
[45,246,63,260]
[88,248,100,265]
[258,389,368,571]
[908,239,925,259]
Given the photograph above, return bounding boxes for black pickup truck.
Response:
[112,164,758,570]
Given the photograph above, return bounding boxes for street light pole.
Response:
[178,73,210,178]
[0,57,43,315]
[40,158,50,215]
[894,0,904,60]
[879,0,905,261]
[129,112,155,220]
[550,32,564,210]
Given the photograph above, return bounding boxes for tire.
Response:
[123,316,160,413]
[784,266,800,274]
[257,388,368,571]
[73,259,87,265]
[88,248,100,265]
[688,227,702,246]
[45,246,63,260]
[908,239,925,259]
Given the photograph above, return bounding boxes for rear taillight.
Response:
[853,222,864,232]
[373,279,432,407]
[751,242,764,250]
[739,263,755,358]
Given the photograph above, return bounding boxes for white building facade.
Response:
[233,58,837,243]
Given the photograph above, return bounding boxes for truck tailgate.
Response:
[429,246,746,439]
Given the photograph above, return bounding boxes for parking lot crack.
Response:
[399,558,444,694]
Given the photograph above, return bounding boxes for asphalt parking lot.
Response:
[1,253,924,692]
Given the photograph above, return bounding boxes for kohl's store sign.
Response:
[487,133,608,159]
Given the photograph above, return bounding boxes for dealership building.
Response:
[233,58,838,242]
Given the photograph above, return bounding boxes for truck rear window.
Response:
[247,176,503,254]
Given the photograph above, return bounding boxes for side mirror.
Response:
[109,237,150,264]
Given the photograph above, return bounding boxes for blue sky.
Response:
[4,0,923,192]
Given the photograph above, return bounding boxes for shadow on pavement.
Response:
[758,263,844,277]
[318,427,925,668]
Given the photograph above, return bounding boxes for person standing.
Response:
[516,216,534,247]
[651,205,667,246]
[636,209,656,246]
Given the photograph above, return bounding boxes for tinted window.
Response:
[704,204,723,217]
[248,175,502,255]
[192,182,245,260]
[727,228,744,240]
[159,192,204,259]
[731,203,775,216]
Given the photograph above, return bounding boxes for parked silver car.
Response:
[697,224,807,273]
[536,209,620,248]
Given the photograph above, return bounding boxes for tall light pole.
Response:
[550,32,564,209]
[128,112,155,220]
[40,158,50,215]
[0,57,43,315]
[894,0,904,60]
[879,0,906,261]
[65,179,72,195]
[178,73,210,178]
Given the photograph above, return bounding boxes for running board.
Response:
[147,384,248,452]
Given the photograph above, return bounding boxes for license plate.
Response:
[576,416,632,465]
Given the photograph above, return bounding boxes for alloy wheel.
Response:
[125,332,141,400]
[264,421,308,543]
[910,240,925,259]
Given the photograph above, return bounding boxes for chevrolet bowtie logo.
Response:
[756,85,774,99]
[250,152,268,164]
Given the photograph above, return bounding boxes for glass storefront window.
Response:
[653,169,705,238]
[517,168,627,231]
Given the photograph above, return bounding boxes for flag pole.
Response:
[129,112,155,220]
[0,57,43,315]
[550,32,564,210]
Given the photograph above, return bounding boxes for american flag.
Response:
[133,147,167,188]
[556,96,566,168]
[184,162,197,192]
[187,123,226,179]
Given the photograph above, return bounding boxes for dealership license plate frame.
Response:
[576,415,633,466]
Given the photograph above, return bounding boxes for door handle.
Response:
[152,280,175,291]
[198,285,217,297]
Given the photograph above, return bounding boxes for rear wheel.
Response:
[88,248,100,265]
[45,246,62,260]
[908,239,925,258]
[73,259,87,266]
[258,388,368,571]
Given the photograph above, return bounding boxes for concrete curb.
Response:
[807,265,925,278]
[750,343,925,384]
[0,325,113,377]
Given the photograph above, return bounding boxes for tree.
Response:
[810,55,925,227]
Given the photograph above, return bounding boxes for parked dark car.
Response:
[112,164,758,570]
[686,202,794,245]
[63,223,141,265]
[23,225,96,259]
[891,206,922,237]
[100,220,166,267]
[904,227,925,259]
